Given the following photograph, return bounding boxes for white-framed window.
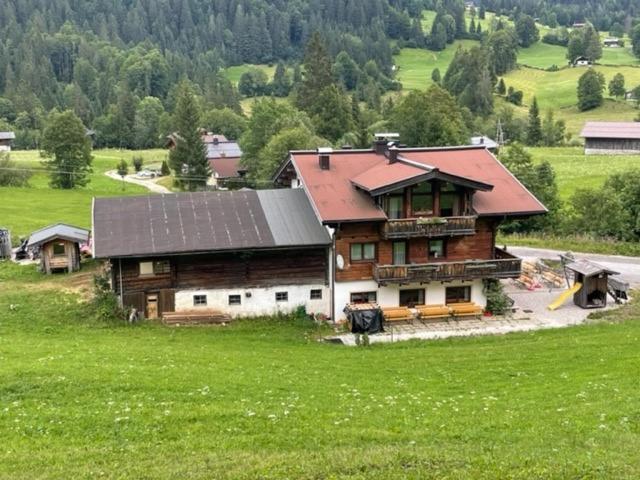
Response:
[275,291,288,302]
[193,295,207,306]
[310,289,322,300]
[228,295,241,305]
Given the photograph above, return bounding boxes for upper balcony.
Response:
[381,216,477,240]
[373,248,521,285]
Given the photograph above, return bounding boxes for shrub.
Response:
[91,272,126,322]
[160,160,171,176]
[132,156,144,172]
[484,279,512,315]
[0,153,32,187]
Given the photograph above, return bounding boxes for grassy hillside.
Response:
[1,262,639,478]
[224,64,277,85]
[0,150,166,239]
[528,147,636,199]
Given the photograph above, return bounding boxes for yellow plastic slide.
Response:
[548,282,582,311]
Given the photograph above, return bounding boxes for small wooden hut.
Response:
[566,260,619,309]
[27,224,90,274]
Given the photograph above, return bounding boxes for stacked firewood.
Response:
[517,261,566,290]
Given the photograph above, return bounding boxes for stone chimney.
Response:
[387,145,399,164]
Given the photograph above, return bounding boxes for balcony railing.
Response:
[381,216,476,239]
[373,248,522,284]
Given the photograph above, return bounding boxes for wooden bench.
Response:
[163,310,232,326]
[415,304,451,321]
[382,306,414,323]
[449,302,483,318]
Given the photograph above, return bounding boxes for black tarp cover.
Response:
[345,307,384,334]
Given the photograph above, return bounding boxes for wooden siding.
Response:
[112,248,328,310]
[335,218,497,282]
[585,138,640,152]
[40,239,81,274]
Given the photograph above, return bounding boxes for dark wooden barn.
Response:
[27,224,90,274]
[581,122,640,155]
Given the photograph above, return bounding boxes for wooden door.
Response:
[146,293,159,319]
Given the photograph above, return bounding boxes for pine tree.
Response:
[296,32,334,113]
[169,82,209,191]
[431,68,441,85]
[497,78,506,95]
[527,96,542,146]
[271,62,292,97]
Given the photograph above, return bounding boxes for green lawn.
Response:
[527,146,636,199]
[0,149,166,240]
[517,42,567,69]
[223,64,277,85]
[1,262,639,478]
[601,46,640,66]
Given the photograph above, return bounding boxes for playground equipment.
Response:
[548,282,582,311]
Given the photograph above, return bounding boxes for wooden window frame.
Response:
[411,183,434,217]
[52,242,66,257]
[228,294,241,306]
[445,286,471,304]
[193,294,207,306]
[310,289,323,300]
[350,291,377,304]
[399,288,425,308]
[385,193,405,220]
[428,239,446,260]
[350,242,377,263]
[392,240,408,265]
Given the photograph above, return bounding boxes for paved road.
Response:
[506,246,640,287]
[105,171,172,194]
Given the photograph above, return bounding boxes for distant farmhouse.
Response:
[603,37,622,48]
[0,131,15,152]
[166,131,245,186]
[571,56,592,67]
[581,122,640,155]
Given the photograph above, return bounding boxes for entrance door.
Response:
[146,293,159,319]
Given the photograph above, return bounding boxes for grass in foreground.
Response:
[0,149,166,240]
[0,262,639,478]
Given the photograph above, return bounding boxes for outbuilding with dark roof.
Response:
[581,121,640,154]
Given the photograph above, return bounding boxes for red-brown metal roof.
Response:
[289,147,546,223]
[209,157,243,179]
[580,122,640,139]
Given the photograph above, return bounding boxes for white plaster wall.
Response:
[334,279,486,321]
[175,284,330,318]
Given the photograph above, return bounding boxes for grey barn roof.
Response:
[580,122,640,140]
[206,141,242,159]
[27,223,90,248]
[93,189,330,258]
[566,259,619,277]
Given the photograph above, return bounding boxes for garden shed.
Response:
[27,223,90,274]
[565,260,619,309]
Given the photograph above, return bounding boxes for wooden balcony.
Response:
[373,248,522,284]
[381,216,476,239]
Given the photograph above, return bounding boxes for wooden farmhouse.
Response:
[571,56,592,67]
[204,135,245,186]
[274,139,547,321]
[0,131,15,152]
[603,37,622,47]
[27,224,90,274]
[92,190,331,321]
[581,121,640,154]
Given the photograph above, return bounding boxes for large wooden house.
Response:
[92,190,331,320]
[274,140,547,321]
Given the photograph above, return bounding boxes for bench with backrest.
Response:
[381,306,414,323]
[449,302,483,318]
[415,304,451,321]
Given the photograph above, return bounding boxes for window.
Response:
[399,289,425,308]
[52,243,66,257]
[275,291,288,302]
[440,182,461,217]
[386,194,404,219]
[350,291,377,304]
[350,242,376,262]
[193,295,207,306]
[429,239,445,259]
[392,241,407,265]
[139,260,171,276]
[411,183,434,215]
[228,295,241,305]
[446,286,471,304]
[310,289,323,300]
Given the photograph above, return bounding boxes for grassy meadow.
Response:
[223,64,277,85]
[1,260,640,478]
[0,149,166,240]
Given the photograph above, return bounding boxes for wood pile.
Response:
[517,261,566,290]
[163,310,232,326]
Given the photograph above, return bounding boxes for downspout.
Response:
[118,258,124,307]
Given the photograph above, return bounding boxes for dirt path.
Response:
[105,171,172,194]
